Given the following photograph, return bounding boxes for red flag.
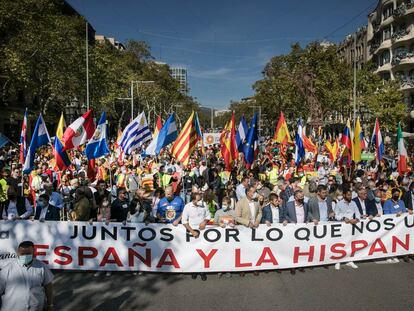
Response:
[62,110,95,150]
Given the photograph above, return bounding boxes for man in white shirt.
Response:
[236,177,249,201]
[0,241,54,311]
[334,190,361,222]
[182,192,210,281]
[333,188,360,270]
[181,193,210,238]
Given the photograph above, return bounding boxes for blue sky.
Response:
[68,0,378,109]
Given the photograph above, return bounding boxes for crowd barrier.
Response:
[1,216,413,272]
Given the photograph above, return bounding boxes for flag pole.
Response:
[86,21,90,111]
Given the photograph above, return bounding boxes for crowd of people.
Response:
[0,139,413,272]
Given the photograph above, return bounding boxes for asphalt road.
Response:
[53,261,414,311]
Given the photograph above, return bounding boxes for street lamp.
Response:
[117,80,155,120]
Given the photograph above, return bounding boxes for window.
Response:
[381,72,391,80]
[383,27,391,40]
[383,5,394,20]
[380,50,390,65]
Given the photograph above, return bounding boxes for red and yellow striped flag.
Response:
[220,112,238,171]
[171,111,201,166]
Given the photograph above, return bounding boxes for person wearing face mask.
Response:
[34,194,59,221]
[383,188,410,216]
[2,187,32,220]
[214,196,236,227]
[284,189,309,224]
[235,186,262,228]
[366,189,383,216]
[0,241,54,311]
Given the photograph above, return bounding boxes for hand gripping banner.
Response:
[0,216,413,272]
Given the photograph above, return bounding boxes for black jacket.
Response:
[34,204,60,221]
[111,198,129,222]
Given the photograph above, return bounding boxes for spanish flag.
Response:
[171,111,202,166]
[220,112,238,171]
[274,112,292,144]
[302,133,317,153]
[325,138,340,162]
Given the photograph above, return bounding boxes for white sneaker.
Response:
[105,272,112,277]
[93,271,102,277]
[392,258,400,263]
[345,262,358,269]
[386,258,394,263]
[335,263,341,270]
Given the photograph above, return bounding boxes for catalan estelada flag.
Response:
[220,112,238,171]
[171,111,202,166]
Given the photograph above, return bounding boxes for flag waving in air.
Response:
[145,113,178,155]
[397,122,408,175]
[352,117,362,163]
[294,118,305,166]
[236,115,248,152]
[243,113,259,169]
[220,112,238,170]
[62,110,95,150]
[19,108,28,165]
[23,114,51,174]
[171,111,203,166]
[371,118,384,164]
[53,113,71,170]
[118,112,152,155]
[153,115,163,138]
[274,112,292,144]
[85,112,110,160]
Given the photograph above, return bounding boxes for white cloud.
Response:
[189,67,232,79]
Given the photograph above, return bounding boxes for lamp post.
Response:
[118,80,155,120]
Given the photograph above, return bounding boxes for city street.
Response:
[54,261,414,311]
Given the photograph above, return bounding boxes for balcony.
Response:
[396,75,414,90]
[391,50,414,65]
[370,41,381,54]
[394,1,414,19]
[391,28,409,43]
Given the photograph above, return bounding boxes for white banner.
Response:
[203,133,221,146]
[1,216,414,272]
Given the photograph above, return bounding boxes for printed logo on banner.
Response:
[0,231,9,239]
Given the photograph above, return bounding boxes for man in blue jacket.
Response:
[261,193,287,226]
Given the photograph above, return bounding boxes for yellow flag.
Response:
[56,113,66,141]
[353,117,362,163]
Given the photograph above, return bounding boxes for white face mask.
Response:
[222,205,228,211]
[337,196,343,201]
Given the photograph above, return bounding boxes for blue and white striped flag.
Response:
[23,114,51,174]
[118,112,152,155]
[85,112,110,160]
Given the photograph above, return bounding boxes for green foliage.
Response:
[0,0,197,127]
[246,42,407,131]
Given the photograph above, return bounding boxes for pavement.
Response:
[53,260,414,311]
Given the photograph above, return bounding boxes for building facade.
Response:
[337,26,368,70]
[367,0,414,129]
[170,67,188,95]
[95,35,125,50]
